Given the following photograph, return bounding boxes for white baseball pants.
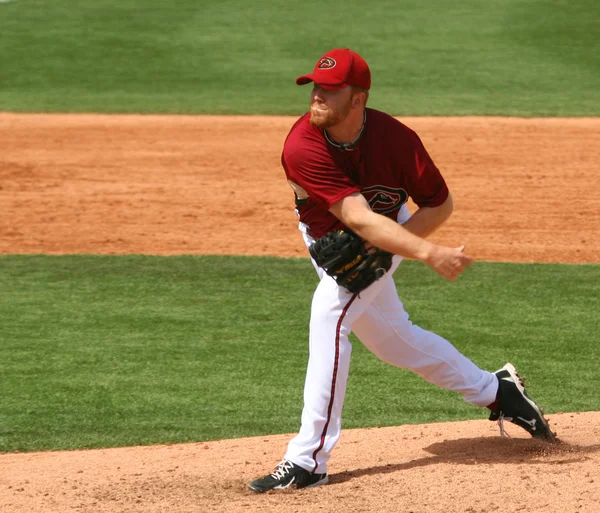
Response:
[284,206,498,474]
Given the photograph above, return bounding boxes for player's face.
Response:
[309,84,353,128]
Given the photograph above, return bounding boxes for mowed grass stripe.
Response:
[0,0,599,114]
[0,255,598,452]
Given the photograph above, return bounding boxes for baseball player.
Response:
[248,48,555,494]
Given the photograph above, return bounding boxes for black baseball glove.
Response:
[309,229,393,293]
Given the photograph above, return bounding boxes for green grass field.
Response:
[1,0,599,114]
[1,256,598,452]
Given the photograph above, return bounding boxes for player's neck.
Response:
[324,109,366,150]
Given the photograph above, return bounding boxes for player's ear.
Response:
[352,90,367,108]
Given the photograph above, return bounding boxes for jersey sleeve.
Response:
[405,132,449,208]
[283,145,361,210]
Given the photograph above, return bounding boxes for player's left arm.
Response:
[401,130,454,238]
[401,191,453,238]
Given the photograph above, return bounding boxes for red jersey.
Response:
[282,108,449,239]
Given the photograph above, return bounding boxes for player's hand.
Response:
[425,244,473,281]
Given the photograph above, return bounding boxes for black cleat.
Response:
[248,460,328,493]
[489,363,557,442]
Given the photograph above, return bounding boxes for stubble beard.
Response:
[309,101,351,129]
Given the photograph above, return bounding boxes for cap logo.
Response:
[318,57,336,69]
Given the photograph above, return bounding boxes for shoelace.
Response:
[271,460,295,479]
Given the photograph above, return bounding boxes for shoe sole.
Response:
[503,363,557,443]
[301,475,329,489]
[248,483,268,493]
[248,475,328,493]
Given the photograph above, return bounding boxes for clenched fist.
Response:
[426,244,473,281]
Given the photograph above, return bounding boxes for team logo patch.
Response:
[318,57,336,69]
[362,185,408,215]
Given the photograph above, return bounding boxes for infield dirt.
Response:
[1,114,599,512]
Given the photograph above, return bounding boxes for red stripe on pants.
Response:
[311,293,358,473]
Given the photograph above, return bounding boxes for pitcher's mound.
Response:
[2,411,599,513]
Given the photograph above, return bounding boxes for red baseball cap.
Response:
[296,48,371,90]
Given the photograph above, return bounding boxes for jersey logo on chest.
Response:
[362,185,408,214]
